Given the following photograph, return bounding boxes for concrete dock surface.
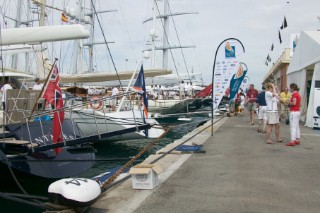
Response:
[92,115,320,213]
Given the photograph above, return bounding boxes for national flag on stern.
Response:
[132,65,148,118]
[132,65,149,136]
[42,65,64,154]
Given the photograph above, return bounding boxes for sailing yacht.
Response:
[32,0,167,140]
[139,0,203,116]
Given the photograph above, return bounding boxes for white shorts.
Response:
[258,106,267,120]
[266,111,279,125]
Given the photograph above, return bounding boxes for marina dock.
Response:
[90,115,320,213]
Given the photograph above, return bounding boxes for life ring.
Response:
[90,98,103,110]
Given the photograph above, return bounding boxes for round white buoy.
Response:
[48,178,101,207]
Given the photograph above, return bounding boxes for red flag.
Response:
[195,84,212,98]
[42,65,64,154]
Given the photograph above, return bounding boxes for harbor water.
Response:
[0,116,210,213]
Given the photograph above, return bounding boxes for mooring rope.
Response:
[101,116,225,192]
[100,127,172,190]
[1,116,224,212]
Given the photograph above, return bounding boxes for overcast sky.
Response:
[1,0,320,86]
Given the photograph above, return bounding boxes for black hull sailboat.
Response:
[0,119,95,179]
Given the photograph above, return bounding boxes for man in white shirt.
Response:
[265,83,282,144]
[179,81,185,100]
[185,82,190,97]
[149,85,154,99]
[111,86,119,111]
[158,85,163,99]
[188,82,193,97]
[1,80,14,111]
[33,78,43,90]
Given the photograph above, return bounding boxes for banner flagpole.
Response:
[211,38,245,136]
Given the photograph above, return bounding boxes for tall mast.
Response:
[71,0,84,75]
[143,1,197,70]
[88,0,96,72]
[39,0,46,26]
[11,0,23,70]
[162,0,169,69]
[25,0,31,73]
[151,0,157,68]
[69,0,116,74]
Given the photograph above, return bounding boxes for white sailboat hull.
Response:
[148,99,182,112]
[69,109,164,141]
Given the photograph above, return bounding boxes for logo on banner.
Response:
[212,38,245,110]
[225,42,235,58]
[293,35,299,52]
[229,63,247,101]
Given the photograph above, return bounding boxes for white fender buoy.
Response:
[48,178,101,207]
[177,117,192,121]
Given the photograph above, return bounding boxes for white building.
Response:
[287,31,320,129]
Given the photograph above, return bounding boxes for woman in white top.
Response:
[265,83,282,144]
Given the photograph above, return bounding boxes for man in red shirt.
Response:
[245,84,259,125]
[286,83,301,146]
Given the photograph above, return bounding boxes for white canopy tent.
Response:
[287,31,320,128]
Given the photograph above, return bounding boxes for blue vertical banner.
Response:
[229,62,248,101]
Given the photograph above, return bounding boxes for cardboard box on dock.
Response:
[129,164,162,190]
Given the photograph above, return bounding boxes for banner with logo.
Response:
[229,62,248,101]
[290,33,300,56]
[213,40,245,109]
[240,76,250,93]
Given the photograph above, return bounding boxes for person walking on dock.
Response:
[286,83,301,146]
[245,84,258,125]
[265,83,282,144]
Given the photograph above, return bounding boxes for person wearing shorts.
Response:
[265,83,282,144]
[256,85,267,133]
[245,84,258,125]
